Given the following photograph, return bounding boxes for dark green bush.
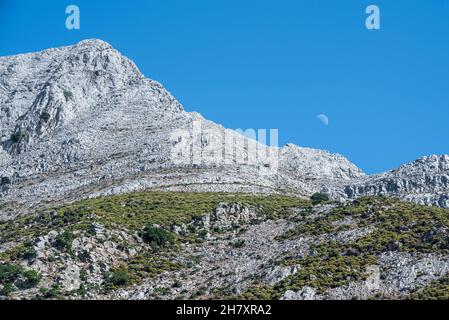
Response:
[54,230,75,251]
[231,239,246,248]
[109,268,130,286]
[22,270,41,286]
[409,276,449,300]
[40,112,51,122]
[0,283,14,296]
[0,263,37,295]
[21,244,37,261]
[63,90,73,102]
[39,285,61,299]
[311,192,330,205]
[0,264,22,284]
[141,225,175,247]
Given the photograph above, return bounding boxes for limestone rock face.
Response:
[339,155,449,208]
[279,144,365,182]
[282,287,318,300]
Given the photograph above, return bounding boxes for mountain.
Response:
[1,40,449,301]
[0,39,448,220]
[0,39,362,220]
[340,155,449,208]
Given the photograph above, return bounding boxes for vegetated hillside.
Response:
[1,192,448,300]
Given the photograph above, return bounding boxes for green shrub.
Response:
[16,243,37,261]
[39,285,61,299]
[22,247,37,260]
[186,255,202,266]
[109,268,130,286]
[409,276,449,300]
[154,287,171,296]
[22,270,41,286]
[40,112,51,122]
[0,264,23,284]
[63,90,73,102]
[80,268,88,282]
[0,177,11,185]
[85,224,97,237]
[231,239,246,248]
[311,192,330,205]
[54,230,75,251]
[141,225,175,247]
[0,263,41,291]
[126,253,182,282]
[0,283,14,296]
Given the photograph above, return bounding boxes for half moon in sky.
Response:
[317,114,329,126]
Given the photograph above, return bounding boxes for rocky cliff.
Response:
[340,155,449,208]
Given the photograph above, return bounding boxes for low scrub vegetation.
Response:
[140,225,175,248]
[106,267,130,287]
[311,192,330,205]
[409,276,449,300]
[238,196,449,299]
[0,263,42,296]
[0,192,309,245]
[54,230,75,252]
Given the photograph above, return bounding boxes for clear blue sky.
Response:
[1,0,448,173]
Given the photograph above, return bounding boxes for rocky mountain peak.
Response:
[74,38,114,50]
[280,143,365,182]
[0,39,154,156]
[340,153,449,208]
[397,155,449,173]
[1,40,449,219]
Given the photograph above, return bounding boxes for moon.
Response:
[317,114,329,126]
